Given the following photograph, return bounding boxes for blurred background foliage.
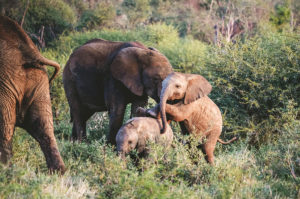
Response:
[0,0,299,198]
[1,0,300,45]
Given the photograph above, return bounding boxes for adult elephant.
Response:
[0,16,65,173]
[63,39,173,144]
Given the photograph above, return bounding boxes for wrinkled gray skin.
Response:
[0,16,65,173]
[152,72,236,165]
[116,117,173,158]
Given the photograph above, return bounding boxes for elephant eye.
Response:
[175,84,181,88]
[128,140,132,144]
[153,77,160,82]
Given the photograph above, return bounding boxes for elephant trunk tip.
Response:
[160,90,169,134]
[118,151,126,160]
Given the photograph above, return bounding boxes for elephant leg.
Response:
[179,121,189,135]
[130,97,148,118]
[108,104,126,145]
[24,101,65,173]
[0,104,16,164]
[71,108,94,142]
[202,134,218,165]
[69,93,94,141]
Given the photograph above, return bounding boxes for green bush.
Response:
[15,0,76,45]
[77,2,115,31]
[270,3,291,30]
[138,23,179,45]
[159,37,207,73]
[122,0,151,27]
[204,32,300,143]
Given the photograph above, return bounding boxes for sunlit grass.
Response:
[0,122,298,198]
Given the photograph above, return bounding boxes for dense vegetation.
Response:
[1,0,300,198]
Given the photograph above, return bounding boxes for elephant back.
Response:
[68,39,149,74]
[0,16,39,63]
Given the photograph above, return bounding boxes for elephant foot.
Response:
[48,163,66,175]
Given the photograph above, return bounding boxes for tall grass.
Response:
[1,123,299,198]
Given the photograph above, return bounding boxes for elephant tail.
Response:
[217,136,238,144]
[38,56,61,84]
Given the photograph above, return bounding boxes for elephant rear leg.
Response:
[202,134,219,165]
[0,104,16,164]
[64,79,93,141]
[0,123,16,164]
[24,101,65,173]
[71,106,94,142]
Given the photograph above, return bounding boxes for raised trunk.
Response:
[160,86,170,134]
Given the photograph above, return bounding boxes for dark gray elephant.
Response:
[0,16,65,173]
[63,39,173,144]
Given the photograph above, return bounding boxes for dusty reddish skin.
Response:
[63,39,173,145]
[151,72,237,165]
[0,16,65,174]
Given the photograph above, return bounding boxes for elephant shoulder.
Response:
[127,41,148,49]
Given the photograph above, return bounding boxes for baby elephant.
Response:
[116,117,173,158]
[147,72,237,165]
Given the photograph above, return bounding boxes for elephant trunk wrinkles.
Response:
[160,86,170,134]
[37,55,60,84]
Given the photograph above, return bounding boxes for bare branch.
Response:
[20,0,29,28]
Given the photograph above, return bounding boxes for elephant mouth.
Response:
[167,99,182,104]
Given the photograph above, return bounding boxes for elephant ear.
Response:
[184,74,212,104]
[110,47,145,96]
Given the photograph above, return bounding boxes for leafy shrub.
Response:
[159,37,207,73]
[204,32,300,143]
[13,0,76,45]
[77,2,115,31]
[270,3,291,30]
[138,23,179,45]
[122,0,151,27]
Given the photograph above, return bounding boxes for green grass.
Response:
[0,122,299,198]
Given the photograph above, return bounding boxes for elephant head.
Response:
[0,16,60,83]
[116,124,140,158]
[160,72,212,133]
[110,47,173,102]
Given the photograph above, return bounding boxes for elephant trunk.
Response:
[160,85,171,134]
[118,151,126,160]
[37,55,60,84]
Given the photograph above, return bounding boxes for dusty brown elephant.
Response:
[116,116,173,158]
[146,72,236,165]
[63,39,173,144]
[0,16,65,173]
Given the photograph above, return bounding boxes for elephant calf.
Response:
[116,117,173,158]
[151,72,237,165]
